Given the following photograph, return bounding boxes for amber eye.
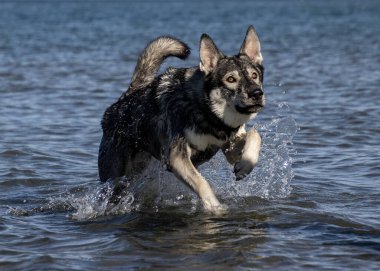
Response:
[226,76,236,83]
[252,72,258,79]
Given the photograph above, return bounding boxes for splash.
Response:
[9,101,297,220]
[7,181,138,221]
[205,113,297,201]
[77,102,297,219]
[131,100,298,211]
[66,181,138,221]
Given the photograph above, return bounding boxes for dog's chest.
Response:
[185,128,226,151]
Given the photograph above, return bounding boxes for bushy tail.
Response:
[130,36,190,90]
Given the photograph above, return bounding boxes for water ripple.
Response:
[1,0,380,270]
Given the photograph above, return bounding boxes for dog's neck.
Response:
[199,100,241,139]
[184,68,242,139]
[192,67,255,129]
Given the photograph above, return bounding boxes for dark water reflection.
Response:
[1,0,380,270]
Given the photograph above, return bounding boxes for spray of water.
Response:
[68,100,297,220]
[67,182,137,221]
[9,100,297,221]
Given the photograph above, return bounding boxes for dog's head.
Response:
[200,26,264,128]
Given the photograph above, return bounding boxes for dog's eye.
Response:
[252,72,258,79]
[226,76,237,83]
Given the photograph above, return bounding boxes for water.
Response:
[1,0,379,270]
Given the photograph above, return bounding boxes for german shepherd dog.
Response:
[98,26,264,214]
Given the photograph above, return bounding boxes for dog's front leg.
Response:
[223,127,262,180]
[167,138,227,214]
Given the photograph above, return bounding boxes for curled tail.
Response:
[130,36,190,90]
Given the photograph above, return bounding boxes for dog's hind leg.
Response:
[127,151,152,176]
[100,150,152,204]
[98,137,127,182]
[167,138,227,215]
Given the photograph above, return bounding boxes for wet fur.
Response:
[98,26,264,213]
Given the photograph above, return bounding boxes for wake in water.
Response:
[9,100,297,221]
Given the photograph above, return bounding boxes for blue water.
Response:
[1,0,379,270]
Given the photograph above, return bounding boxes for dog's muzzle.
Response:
[247,88,264,99]
[235,89,264,114]
[235,103,263,114]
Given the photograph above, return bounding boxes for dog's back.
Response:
[98,37,190,182]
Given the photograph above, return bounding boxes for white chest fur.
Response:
[185,128,225,151]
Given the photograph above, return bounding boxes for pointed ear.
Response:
[239,25,263,64]
[199,34,222,75]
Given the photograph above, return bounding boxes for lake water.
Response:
[1,0,379,270]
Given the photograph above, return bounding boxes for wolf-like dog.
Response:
[98,26,265,214]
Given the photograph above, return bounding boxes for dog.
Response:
[98,26,264,214]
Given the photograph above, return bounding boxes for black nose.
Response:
[248,88,263,99]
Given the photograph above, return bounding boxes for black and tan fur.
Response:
[98,26,265,214]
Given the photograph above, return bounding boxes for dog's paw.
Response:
[233,129,261,181]
[234,159,255,181]
[205,203,229,216]
[202,198,229,215]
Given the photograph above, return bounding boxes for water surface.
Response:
[1,0,379,270]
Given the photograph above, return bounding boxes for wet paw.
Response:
[205,203,229,215]
[234,159,255,181]
[202,199,229,215]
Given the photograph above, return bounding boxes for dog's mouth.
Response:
[235,103,263,114]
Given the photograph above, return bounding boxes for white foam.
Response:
[67,182,138,221]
